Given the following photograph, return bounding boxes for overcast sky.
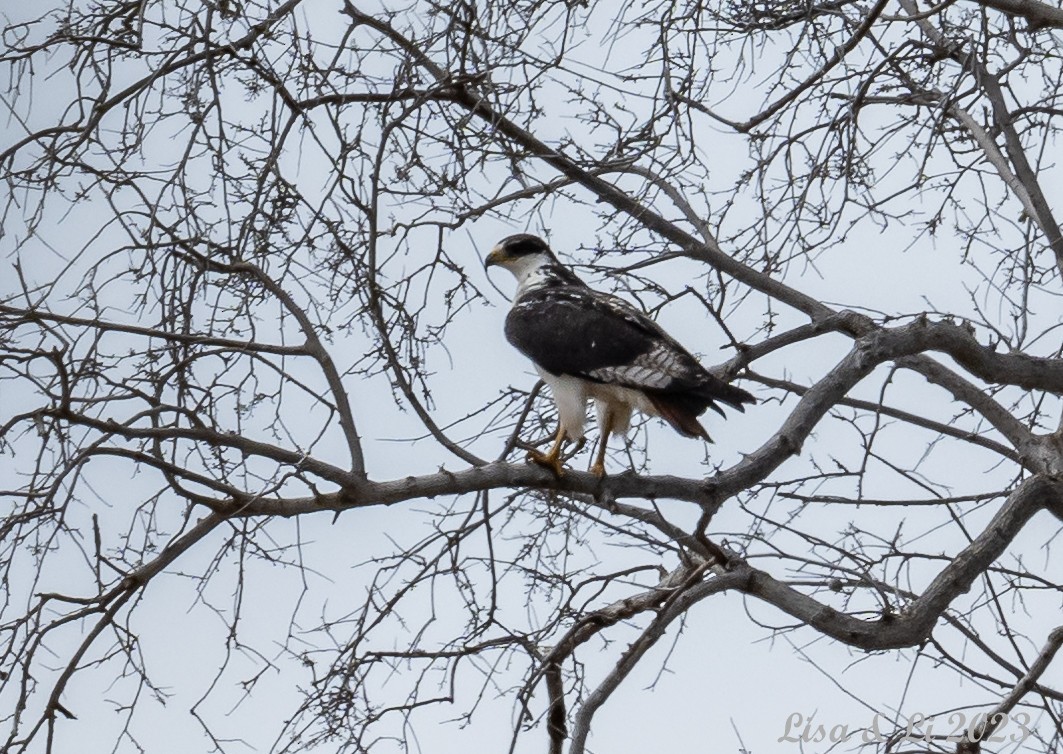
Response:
[2,1,1062,753]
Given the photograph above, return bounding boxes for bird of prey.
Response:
[485,233,754,476]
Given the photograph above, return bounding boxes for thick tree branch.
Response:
[132,316,1050,518]
[967,0,1063,29]
[736,475,1063,650]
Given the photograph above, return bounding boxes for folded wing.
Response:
[505,286,754,438]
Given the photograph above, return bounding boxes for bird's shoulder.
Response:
[511,282,663,338]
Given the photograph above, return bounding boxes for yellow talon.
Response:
[528,448,566,477]
[527,425,568,477]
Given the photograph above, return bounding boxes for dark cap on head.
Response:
[485,234,552,268]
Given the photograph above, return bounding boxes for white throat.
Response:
[504,253,554,299]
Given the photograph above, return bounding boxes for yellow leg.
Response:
[528,425,567,477]
[590,411,614,478]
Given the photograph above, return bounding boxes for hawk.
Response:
[485,233,754,476]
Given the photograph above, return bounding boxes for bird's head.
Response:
[484,234,555,280]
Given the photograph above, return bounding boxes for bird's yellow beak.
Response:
[484,245,507,269]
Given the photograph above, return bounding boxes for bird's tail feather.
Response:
[646,393,713,441]
[698,379,756,412]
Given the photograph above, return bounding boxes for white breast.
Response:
[536,367,590,440]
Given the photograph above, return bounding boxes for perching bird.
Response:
[485,233,754,476]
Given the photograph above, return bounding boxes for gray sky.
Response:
[2,1,1061,753]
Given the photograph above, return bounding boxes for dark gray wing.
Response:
[504,287,658,376]
[505,285,756,414]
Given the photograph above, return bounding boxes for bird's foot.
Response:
[563,437,586,459]
[589,461,606,478]
[527,449,566,477]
